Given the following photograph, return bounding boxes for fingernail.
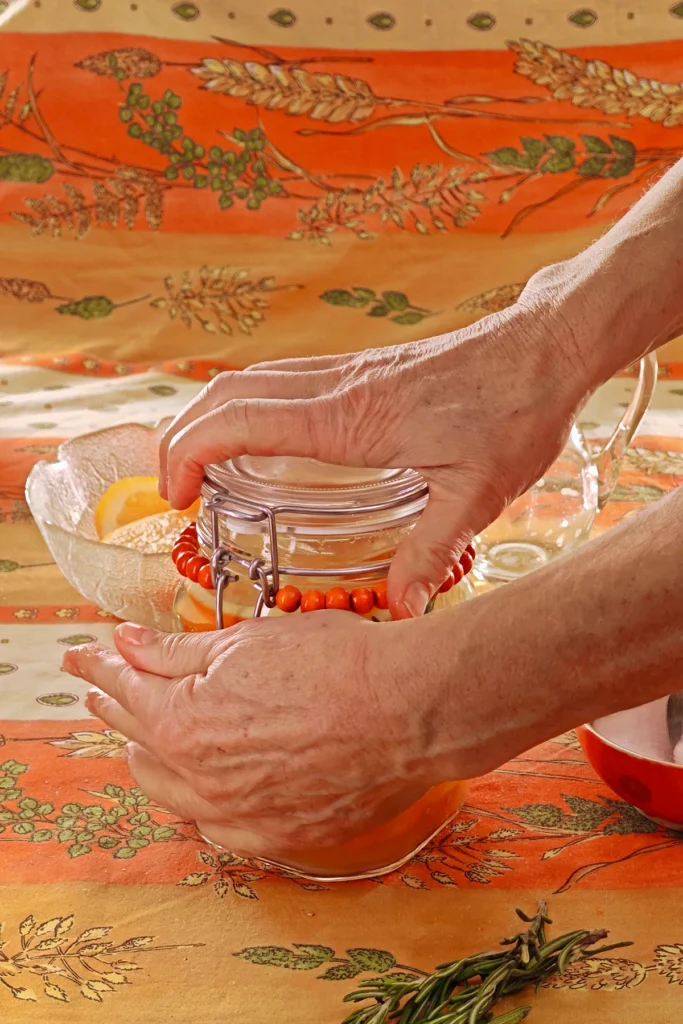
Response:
[62,652,83,678]
[116,623,157,646]
[84,688,100,713]
[403,582,431,618]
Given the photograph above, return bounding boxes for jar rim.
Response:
[204,455,427,514]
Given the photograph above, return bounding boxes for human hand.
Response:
[62,614,454,861]
[159,298,590,618]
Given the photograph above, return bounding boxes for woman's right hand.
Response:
[159,288,591,618]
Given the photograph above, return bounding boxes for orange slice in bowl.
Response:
[103,507,200,554]
[94,476,199,539]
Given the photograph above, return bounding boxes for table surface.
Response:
[2,3,683,1020]
[1,353,683,1023]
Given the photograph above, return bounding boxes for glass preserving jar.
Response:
[171,455,474,881]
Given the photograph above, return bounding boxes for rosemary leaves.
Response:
[341,901,631,1024]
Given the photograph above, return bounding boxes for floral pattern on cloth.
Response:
[1,1,683,1020]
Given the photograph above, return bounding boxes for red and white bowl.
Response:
[578,722,683,830]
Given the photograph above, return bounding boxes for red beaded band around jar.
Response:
[171,523,475,614]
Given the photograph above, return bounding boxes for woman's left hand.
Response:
[62,614,459,860]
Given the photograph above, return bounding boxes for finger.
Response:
[126,744,272,859]
[113,623,220,679]
[166,396,342,510]
[250,353,354,373]
[62,643,172,724]
[387,474,493,618]
[159,370,338,497]
[85,688,149,745]
[125,742,223,822]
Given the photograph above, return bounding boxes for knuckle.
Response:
[208,370,240,397]
[221,396,254,439]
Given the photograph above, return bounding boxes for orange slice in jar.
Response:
[176,585,243,631]
[94,476,198,539]
[103,507,200,553]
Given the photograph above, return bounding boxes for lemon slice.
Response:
[94,476,174,538]
[103,507,200,554]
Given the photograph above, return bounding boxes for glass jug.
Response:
[170,455,475,880]
[475,354,658,583]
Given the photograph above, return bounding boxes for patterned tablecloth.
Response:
[2,0,683,1020]
[1,352,682,1023]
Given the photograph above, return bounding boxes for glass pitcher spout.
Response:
[593,353,658,510]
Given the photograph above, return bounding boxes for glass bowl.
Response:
[25,423,179,630]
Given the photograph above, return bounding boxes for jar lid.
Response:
[204,455,427,514]
[200,456,427,592]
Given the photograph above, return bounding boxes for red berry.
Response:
[172,543,195,565]
[186,555,208,583]
[351,587,375,615]
[326,587,351,611]
[459,551,474,576]
[276,585,302,613]
[451,562,465,585]
[197,563,214,590]
[175,550,194,576]
[465,543,476,560]
[438,573,455,594]
[301,590,326,613]
[373,581,389,610]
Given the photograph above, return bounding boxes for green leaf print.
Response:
[172,2,200,20]
[322,287,432,325]
[367,12,396,29]
[347,949,397,973]
[269,8,297,26]
[382,291,409,311]
[392,311,425,325]
[581,134,611,155]
[0,153,54,183]
[37,693,78,707]
[319,963,362,981]
[468,12,496,29]
[235,946,327,969]
[568,8,598,26]
[56,296,115,320]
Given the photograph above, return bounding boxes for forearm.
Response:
[414,485,683,779]
[523,158,683,390]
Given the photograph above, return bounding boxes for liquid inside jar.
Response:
[171,455,474,879]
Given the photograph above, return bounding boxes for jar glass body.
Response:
[171,457,474,880]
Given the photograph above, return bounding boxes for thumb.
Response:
[387,485,490,619]
[166,396,338,510]
[114,623,221,678]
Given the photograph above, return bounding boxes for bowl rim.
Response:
[582,721,683,772]
[24,421,174,554]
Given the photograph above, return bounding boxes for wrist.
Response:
[518,256,611,398]
[520,162,683,390]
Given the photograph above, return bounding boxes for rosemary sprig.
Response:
[341,901,631,1024]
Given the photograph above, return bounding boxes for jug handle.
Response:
[594,352,658,510]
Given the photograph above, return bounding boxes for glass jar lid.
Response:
[199,457,428,617]
[204,455,427,515]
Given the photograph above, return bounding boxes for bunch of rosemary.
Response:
[341,901,630,1024]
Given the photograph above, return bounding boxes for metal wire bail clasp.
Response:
[204,491,281,629]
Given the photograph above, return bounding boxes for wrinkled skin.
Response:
[158,299,588,617]
[66,293,591,857]
[63,615,455,858]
